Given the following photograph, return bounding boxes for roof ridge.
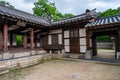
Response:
[52,13,85,23]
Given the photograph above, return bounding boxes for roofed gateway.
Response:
[0,5,120,63]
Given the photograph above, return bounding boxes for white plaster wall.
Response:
[64,39,69,45]
[64,30,69,38]
[80,38,86,45]
[48,35,52,45]
[13,34,16,46]
[79,29,86,37]
[28,43,30,47]
[80,46,86,53]
[65,46,70,52]
[37,43,40,47]
[58,34,62,44]
[49,29,62,34]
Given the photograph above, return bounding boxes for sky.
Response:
[5,0,120,15]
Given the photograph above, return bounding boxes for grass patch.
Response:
[0,67,23,80]
[38,59,46,64]
[9,67,21,73]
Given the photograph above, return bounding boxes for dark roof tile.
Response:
[0,5,50,26]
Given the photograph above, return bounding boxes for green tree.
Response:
[62,13,74,19]
[0,0,14,8]
[16,35,23,46]
[33,0,74,21]
[99,7,120,18]
[33,0,57,21]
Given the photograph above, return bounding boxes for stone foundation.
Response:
[117,52,120,60]
[51,54,63,58]
[63,53,70,58]
[85,49,92,59]
[70,54,80,59]
[0,50,51,75]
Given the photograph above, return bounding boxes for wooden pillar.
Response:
[92,36,97,56]
[86,30,90,50]
[30,29,34,49]
[23,33,27,49]
[0,27,3,50]
[86,30,93,50]
[118,30,120,52]
[35,34,37,47]
[3,24,8,52]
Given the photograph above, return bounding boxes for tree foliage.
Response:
[33,0,74,21]
[16,35,23,46]
[99,7,120,18]
[0,0,14,8]
[96,36,111,42]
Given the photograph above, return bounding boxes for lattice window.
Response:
[52,34,58,45]
[70,29,79,38]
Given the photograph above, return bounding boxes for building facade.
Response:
[0,5,120,61]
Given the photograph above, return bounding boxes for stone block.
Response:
[63,53,70,58]
[0,65,8,75]
[85,50,92,59]
[117,52,120,60]
[51,54,63,58]
[3,52,10,60]
[30,51,37,55]
[70,54,80,59]
[14,52,30,58]
[0,53,51,75]
[42,54,51,60]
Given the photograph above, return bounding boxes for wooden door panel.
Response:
[70,38,80,53]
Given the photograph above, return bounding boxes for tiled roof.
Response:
[0,5,99,27]
[0,5,50,26]
[86,14,120,27]
[52,9,98,26]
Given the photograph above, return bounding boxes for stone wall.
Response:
[97,42,113,49]
[0,50,51,75]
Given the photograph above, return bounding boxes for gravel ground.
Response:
[0,60,120,80]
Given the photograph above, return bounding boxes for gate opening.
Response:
[96,36,115,60]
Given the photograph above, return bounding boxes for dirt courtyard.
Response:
[0,60,120,80]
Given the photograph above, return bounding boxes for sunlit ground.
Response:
[0,59,120,80]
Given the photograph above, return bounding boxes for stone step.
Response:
[0,65,8,75]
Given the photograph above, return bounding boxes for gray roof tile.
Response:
[0,5,50,26]
[86,14,120,27]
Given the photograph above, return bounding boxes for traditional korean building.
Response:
[0,5,120,62]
